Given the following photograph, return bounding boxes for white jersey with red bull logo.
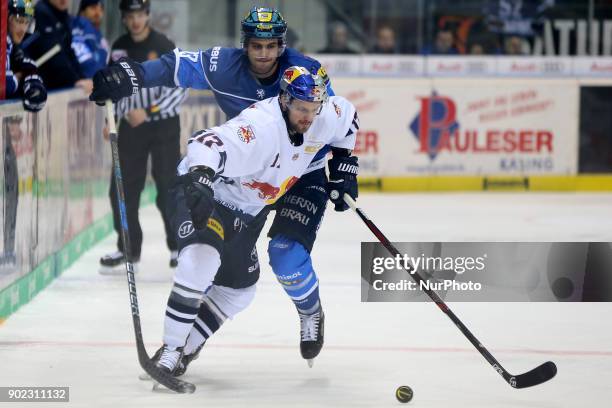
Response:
[177,95,357,216]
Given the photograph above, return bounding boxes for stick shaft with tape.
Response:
[105,100,195,394]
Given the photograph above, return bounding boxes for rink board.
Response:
[358,175,612,191]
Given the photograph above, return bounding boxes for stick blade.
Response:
[142,360,196,394]
[513,361,557,389]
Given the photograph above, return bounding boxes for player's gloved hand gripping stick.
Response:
[326,149,358,212]
[343,193,557,389]
[181,167,215,230]
[105,100,196,394]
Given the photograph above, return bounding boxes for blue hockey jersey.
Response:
[139,47,335,166]
[71,16,109,78]
[5,36,19,97]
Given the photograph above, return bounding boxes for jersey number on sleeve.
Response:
[177,50,200,63]
[189,131,227,174]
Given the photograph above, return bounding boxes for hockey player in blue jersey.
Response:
[90,7,359,371]
[4,0,47,113]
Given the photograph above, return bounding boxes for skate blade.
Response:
[139,372,152,381]
[307,359,314,368]
[99,264,139,275]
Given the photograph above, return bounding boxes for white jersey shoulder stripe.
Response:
[173,48,181,87]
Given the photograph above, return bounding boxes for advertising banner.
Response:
[573,57,612,76]
[0,88,224,319]
[360,55,426,77]
[426,56,498,77]
[0,91,107,292]
[313,55,612,77]
[496,57,574,77]
[333,78,579,176]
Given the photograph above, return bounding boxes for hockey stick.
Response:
[35,44,61,67]
[105,101,195,394]
[343,194,557,389]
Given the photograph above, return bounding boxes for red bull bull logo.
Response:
[243,176,299,204]
[284,69,296,81]
[243,180,280,201]
[283,66,309,83]
[237,125,256,144]
[333,102,342,117]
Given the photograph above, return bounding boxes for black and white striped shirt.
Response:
[111,29,186,122]
[114,86,187,121]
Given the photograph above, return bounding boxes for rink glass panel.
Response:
[101,0,612,56]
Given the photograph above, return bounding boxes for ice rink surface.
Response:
[1,193,612,407]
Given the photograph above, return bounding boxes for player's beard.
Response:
[291,117,313,134]
[250,59,278,78]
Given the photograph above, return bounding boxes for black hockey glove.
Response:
[11,46,38,76]
[22,76,47,112]
[326,150,358,212]
[89,58,143,105]
[182,166,215,230]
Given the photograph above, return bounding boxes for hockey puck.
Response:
[395,385,413,403]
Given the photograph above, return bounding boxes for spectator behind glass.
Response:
[421,28,459,55]
[318,21,358,54]
[80,0,103,28]
[504,35,528,55]
[71,0,110,78]
[369,26,398,54]
[469,43,485,55]
[29,0,92,92]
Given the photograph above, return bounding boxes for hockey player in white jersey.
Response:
[153,66,359,375]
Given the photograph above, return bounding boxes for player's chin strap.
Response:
[343,193,557,389]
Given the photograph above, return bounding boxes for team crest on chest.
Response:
[237,125,256,143]
[256,89,265,99]
[292,153,299,161]
[333,102,342,117]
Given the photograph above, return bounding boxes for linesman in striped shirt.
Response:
[99,0,187,273]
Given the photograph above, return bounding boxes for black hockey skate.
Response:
[146,345,184,390]
[99,251,139,275]
[141,343,202,380]
[152,345,184,374]
[299,306,325,367]
[174,342,205,377]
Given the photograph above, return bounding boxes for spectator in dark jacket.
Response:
[29,0,92,92]
[421,28,459,55]
[369,26,398,54]
[318,22,359,54]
